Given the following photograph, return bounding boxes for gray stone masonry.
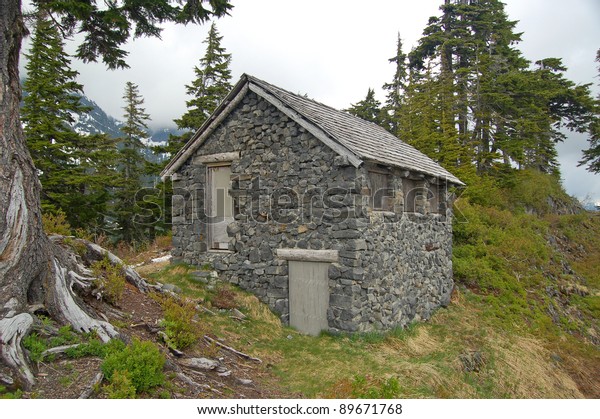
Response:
[171,92,454,332]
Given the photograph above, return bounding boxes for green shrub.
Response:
[351,375,402,399]
[327,375,403,399]
[65,338,124,359]
[105,370,137,399]
[22,333,48,363]
[42,209,71,236]
[48,325,80,347]
[101,339,165,394]
[91,256,126,305]
[0,386,23,399]
[159,296,201,350]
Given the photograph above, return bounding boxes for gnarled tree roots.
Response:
[0,237,148,390]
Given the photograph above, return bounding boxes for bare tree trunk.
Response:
[0,0,119,390]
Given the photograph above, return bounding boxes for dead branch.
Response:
[78,372,104,399]
[203,335,262,364]
[41,344,81,357]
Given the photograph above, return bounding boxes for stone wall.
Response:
[171,91,454,333]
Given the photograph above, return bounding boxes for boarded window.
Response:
[369,171,392,211]
[403,178,417,212]
[428,183,440,214]
[207,164,233,250]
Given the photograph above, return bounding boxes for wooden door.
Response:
[207,164,233,250]
[288,260,330,336]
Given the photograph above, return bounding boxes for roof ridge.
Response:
[245,74,343,114]
[163,74,464,186]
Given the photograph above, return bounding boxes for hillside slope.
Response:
[2,172,598,399]
[136,170,598,398]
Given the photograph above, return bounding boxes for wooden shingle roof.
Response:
[161,74,464,186]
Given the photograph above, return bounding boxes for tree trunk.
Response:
[0,0,119,390]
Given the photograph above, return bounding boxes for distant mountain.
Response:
[71,95,124,139]
[21,87,186,163]
[73,95,186,148]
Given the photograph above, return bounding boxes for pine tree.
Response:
[170,22,232,154]
[578,49,600,174]
[345,88,384,125]
[113,81,153,244]
[381,33,408,134]
[407,0,596,177]
[21,11,117,231]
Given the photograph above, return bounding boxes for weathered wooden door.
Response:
[207,164,233,250]
[277,249,338,336]
[288,260,330,336]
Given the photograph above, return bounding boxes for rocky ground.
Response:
[15,250,292,399]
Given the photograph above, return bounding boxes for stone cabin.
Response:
[160,74,464,335]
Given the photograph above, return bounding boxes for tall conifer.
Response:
[578,49,600,174]
[170,22,232,153]
[382,33,408,134]
[113,81,152,244]
[405,0,595,177]
[21,11,116,231]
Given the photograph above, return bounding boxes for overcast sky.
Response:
[20,0,600,203]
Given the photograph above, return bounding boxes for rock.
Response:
[151,254,172,263]
[237,378,253,385]
[231,308,247,319]
[162,284,182,294]
[180,357,220,371]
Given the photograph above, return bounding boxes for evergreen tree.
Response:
[21,11,117,231]
[113,81,153,244]
[406,0,596,177]
[579,49,600,174]
[170,22,232,154]
[345,88,384,125]
[381,33,408,134]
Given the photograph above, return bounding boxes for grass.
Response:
[151,209,597,398]
[146,263,210,300]
[122,172,600,398]
[147,255,595,398]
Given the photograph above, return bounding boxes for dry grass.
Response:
[136,261,170,276]
[143,257,598,399]
[492,336,583,398]
[235,292,282,328]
